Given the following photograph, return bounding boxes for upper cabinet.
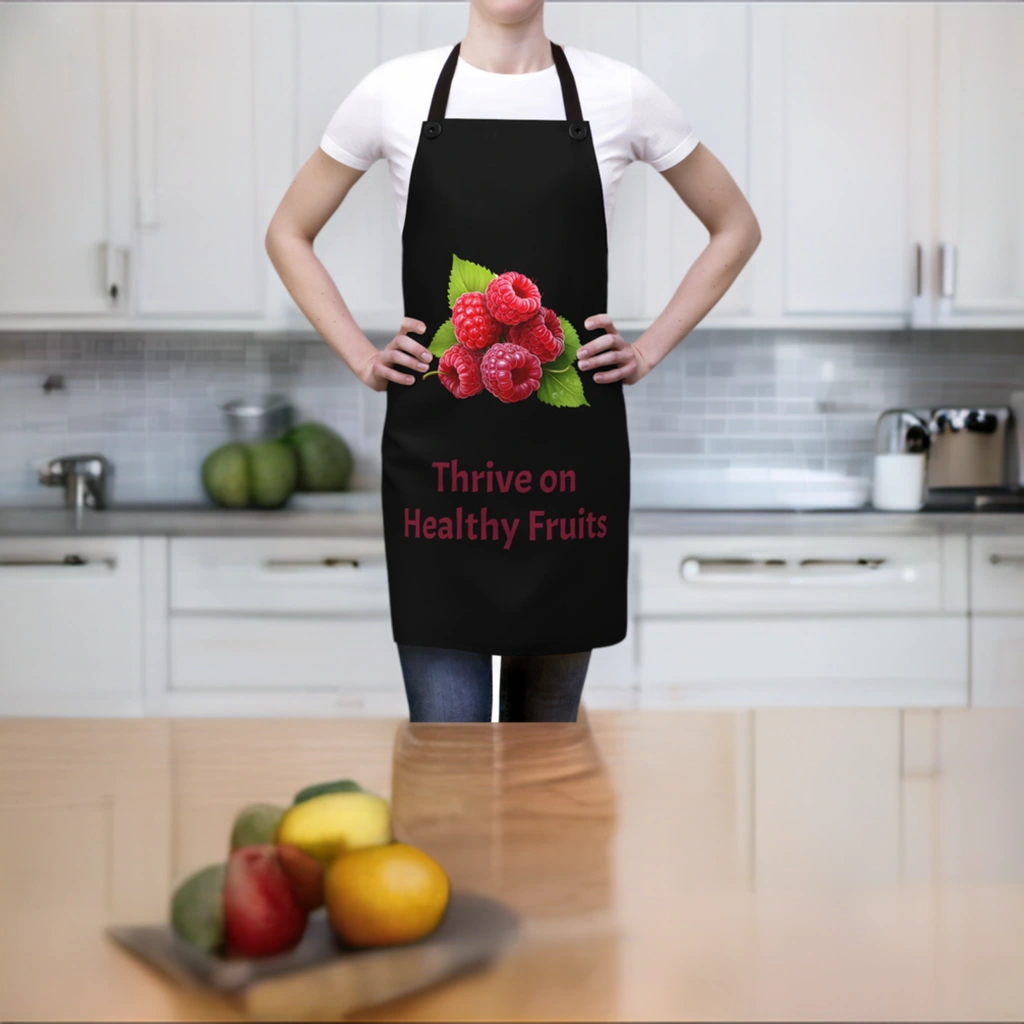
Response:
[133,3,262,317]
[286,3,399,330]
[0,4,132,316]
[747,3,930,325]
[637,2,753,324]
[935,4,1024,325]
[0,2,1022,331]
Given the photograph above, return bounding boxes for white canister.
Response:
[872,453,927,511]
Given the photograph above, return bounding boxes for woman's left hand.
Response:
[577,314,652,385]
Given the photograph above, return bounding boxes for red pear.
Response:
[222,845,308,957]
[276,843,324,911]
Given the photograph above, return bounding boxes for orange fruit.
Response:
[324,842,450,948]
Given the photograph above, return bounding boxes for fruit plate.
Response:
[107,891,519,1019]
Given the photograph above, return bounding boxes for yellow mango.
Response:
[275,791,391,864]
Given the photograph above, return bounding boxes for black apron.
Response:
[381,40,630,656]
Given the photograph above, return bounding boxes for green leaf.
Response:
[428,318,457,357]
[447,254,496,308]
[537,364,589,409]
[545,316,582,372]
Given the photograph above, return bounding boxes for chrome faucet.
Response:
[39,454,112,510]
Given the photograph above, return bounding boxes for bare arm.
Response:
[578,142,762,384]
[265,149,432,390]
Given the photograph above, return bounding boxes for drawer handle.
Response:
[680,556,887,581]
[989,554,1024,567]
[0,555,116,569]
[264,557,362,570]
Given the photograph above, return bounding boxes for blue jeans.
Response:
[396,645,592,723]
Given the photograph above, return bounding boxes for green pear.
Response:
[229,802,286,852]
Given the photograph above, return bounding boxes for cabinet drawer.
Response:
[169,616,402,691]
[970,536,1024,612]
[0,537,142,701]
[970,617,1024,706]
[634,534,964,615]
[637,616,968,707]
[170,537,389,614]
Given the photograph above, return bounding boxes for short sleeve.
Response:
[319,65,385,171]
[628,67,699,171]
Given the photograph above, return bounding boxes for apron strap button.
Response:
[568,121,588,140]
[423,120,443,139]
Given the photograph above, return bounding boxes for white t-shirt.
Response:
[320,44,699,235]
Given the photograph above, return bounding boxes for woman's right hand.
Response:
[358,318,432,391]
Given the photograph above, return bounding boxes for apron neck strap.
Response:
[427,40,584,122]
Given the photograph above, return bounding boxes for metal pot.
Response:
[221,395,294,441]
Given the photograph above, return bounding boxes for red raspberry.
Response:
[437,344,484,399]
[451,291,503,350]
[506,306,565,364]
[480,343,542,403]
[485,271,541,326]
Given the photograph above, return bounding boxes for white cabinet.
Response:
[969,536,1024,615]
[970,619,1024,708]
[748,3,929,323]
[633,532,970,708]
[4,2,1023,329]
[0,538,143,715]
[968,535,1024,706]
[158,537,405,715]
[935,4,1024,325]
[134,3,262,316]
[0,4,132,316]
[287,3,402,330]
[637,3,753,323]
[637,617,968,709]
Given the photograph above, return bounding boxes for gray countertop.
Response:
[2,504,1023,538]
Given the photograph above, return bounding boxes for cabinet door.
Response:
[970,618,1024,707]
[0,538,143,715]
[750,3,928,321]
[936,4,1024,323]
[0,5,131,316]
[135,4,260,316]
[638,3,752,323]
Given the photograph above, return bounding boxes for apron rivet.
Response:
[423,120,443,139]
[568,121,588,140]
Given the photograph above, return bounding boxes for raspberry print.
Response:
[485,271,542,326]
[430,253,589,408]
[506,306,565,364]
[451,291,503,350]
[480,343,543,403]
[437,344,484,399]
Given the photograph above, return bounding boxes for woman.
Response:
[266,0,760,724]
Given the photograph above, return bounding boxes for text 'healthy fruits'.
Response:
[170,863,227,953]
[275,790,392,865]
[222,844,322,957]
[325,843,450,948]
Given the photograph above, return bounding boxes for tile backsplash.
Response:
[0,328,1022,505]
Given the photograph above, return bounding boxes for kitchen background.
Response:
[1,328,1022,505]
[2,1,1023,718]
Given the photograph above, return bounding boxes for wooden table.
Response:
[2,708,1023,1021]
